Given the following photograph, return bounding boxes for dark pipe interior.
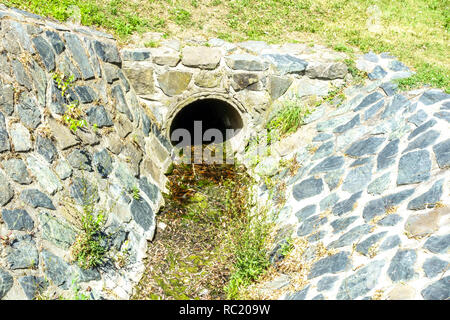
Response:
[169,98,243,146]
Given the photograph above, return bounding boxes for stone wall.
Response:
[119,37,352,147]
[0,5,169,299]
[244,52,450,300]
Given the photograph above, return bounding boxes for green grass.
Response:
[5,0,447,92]
[266,98,313,141]
[396,62,450,92]
[224,212,271,299]
[2,0,165,38]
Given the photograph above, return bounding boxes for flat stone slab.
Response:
[7,236,39,270]
[2,158,32,184]
[433,139,450,169]
[157,70,192,96]
[26,156,62,195]
[2,209,34,231]
[336,260,385,299]
[225,54,268,71]
[377,139,399,170]
[122,61,155,95]
[41,250,71,289]
[262,54,308,75]
[356,232,387,256]
[419,89,450,105]
[387,249,417,282]
[354,91,384,111]
[328,224,371,248]
[305,62,347,79]
[407,179,444,210]
[402,130,440,153]
[397,150,431,185]
[292,177,324,201]
[0,172,14,206]
[0,269,14,299]
[421,276,450,300]
[181,46,221,69]
[341,163,373,193]
[345,137,385,157]
[121,48,152,61]
[130,198,155,231]
[423,257,448,279]
[39,212,77,249]
[423,235,450,254]
[308,252,351,279]
[18,276,48,300]
[309,156,345,174]
[20,189,55,210]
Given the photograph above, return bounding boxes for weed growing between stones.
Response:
[131,186,141,200]
[69,179,107,270]
[52,72,74,97]
[132,146,274,300]
[63,102,87,133]
[71,206,106,269]
[343,58,367,86]
[52,72,95,133]
[60,277,90,300]
[266,97,313,142]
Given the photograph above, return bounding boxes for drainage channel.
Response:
[132,147,258,300]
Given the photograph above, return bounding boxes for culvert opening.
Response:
[169,98,244,147]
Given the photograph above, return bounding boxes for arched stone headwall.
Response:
[119,40,352,148]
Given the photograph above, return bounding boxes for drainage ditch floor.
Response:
[132,151,255,300]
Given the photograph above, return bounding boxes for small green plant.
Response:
[63,102,87,132]
[144,40,160,48]
[266,98,313,142]
[170,7,192,26]
[210,0,222,6]
[333,44,353,53]
[279,237,294,256]
[68,277,90,300]
[52,72,74,98]
[52,72,89,133]
[114,240,131,268]
[131,186,141,200]
[396,62,450,93]
[71,180,107,270]
[190,0,199,8]
[344,58,367,85]
[225,210,272,299]
[323,87,346,106]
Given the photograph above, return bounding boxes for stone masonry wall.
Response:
[245,52,449,300]
[0,5,169,299]
[119,36,353,144]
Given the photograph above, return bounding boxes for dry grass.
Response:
[239,237,338,300]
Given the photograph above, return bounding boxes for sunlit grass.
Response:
[3,0,448,91]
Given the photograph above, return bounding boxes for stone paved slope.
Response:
[247,53,450,300]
